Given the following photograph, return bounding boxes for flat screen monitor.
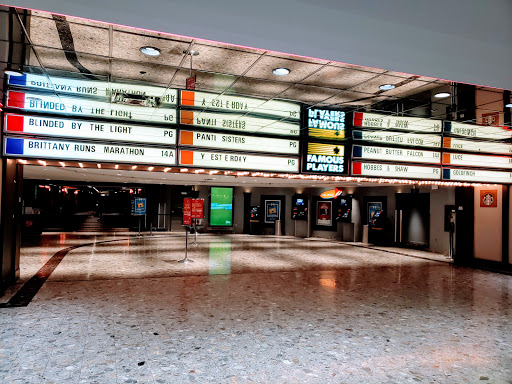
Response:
[210,187,234,226]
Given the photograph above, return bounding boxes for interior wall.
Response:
[476,88,505,126]
[349,185,454,254]
[430,187,455,255]
[473,185,503,262]
[509,191,512,264]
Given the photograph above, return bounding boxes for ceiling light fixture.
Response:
[272,67,290,76]
[97,164,101,169]
[506,103,512,108]
[38,160,46,166]
[140,46,161,56]
[434,92,451,98]
[59,162,66,167]
[164,168,171,172]
[379,84,395,90]
[78,163,84,168]
[18,159,27,164]
[148,166,154,171]
[131,165,137,170]
[115,164,119,169]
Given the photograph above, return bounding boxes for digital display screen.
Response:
[296,198,304,206]
[210,187,233,226]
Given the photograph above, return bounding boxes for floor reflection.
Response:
[208,238,232,275]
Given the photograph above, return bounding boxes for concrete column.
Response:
[1,159,23,293]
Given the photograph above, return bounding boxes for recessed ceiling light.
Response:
[140,46,161,56]
[506,103,512,108]
[272,67,290,76]
[183,49,199,56]
[434,92,451,98]
[379,84,395,90]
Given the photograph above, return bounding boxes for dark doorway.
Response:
[395,192,430,248]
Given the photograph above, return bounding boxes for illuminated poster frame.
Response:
[443,137,512,155]
[179,149,299,173]
[4,113,177,145]
[180,110,300,137]
[264,200,281,224]
[181,90,300,120]
[352,145,441,164]
[3,137,177,165]
[209,187,234,227]
[306,108,346,140]
[304,142,347,175]
[353,112,442,133]
[352,161,441,180]
[444,121,512,140]
[179,130,299,155]
[6,90,177,124]
[353,130,442,148]
[316,200,332,226]
[8,73,178,104]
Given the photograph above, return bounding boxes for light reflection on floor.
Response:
[208,238,232,275]
[0,233,510,383]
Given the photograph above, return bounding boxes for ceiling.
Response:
[1,6,510,187]
[1,7,454,112]
[0,7,508,119]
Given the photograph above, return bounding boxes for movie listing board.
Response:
[178,90,301,172]
[350,112,443,179]
[348,111,512,183]
[8,73,178,104]
[4,73,177,166]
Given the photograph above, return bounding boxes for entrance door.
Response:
[395,193,430,248]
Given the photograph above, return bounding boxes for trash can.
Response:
[275,219,282,236]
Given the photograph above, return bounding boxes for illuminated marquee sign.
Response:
[179,150,299,172]
[443,137,512,155]
[179,130,299,155]
[4,114,176,145]
[307,109,345,140]
[305,142,346,174]
[444,121,512,140]
[8,73,177,104]
[352,162,441,180]
[353,130,441,148]
[320,188,343,199]
[442,152,512,169]
[180,110,299,137]
[180,90,300,120]
[352,145,441,164]
[4,137,176,165]
[443,168,512,183]
[6,91,177,124]
[353,112,442,133]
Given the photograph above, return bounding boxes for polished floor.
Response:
[1,233,511,383]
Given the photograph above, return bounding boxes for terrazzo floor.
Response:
[1,233,511,383]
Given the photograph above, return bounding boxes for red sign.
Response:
[480,190,498,207]
[186,76,196,90]
[183,198,192,225]
[191,198,204,219]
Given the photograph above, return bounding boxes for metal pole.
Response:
[178,226,194,263]
[193,218,198,245]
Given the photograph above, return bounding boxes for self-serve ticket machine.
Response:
[336,196,352,223]
[291,194,308,220]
